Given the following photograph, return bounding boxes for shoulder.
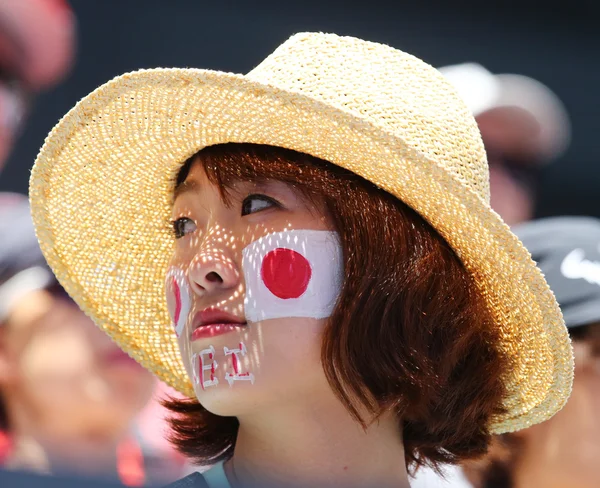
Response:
[164,472,209,488]
[164,462,230,488]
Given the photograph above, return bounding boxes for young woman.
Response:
[28,32,573,487]
[463,217,600,488]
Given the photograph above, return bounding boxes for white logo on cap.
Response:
[560,248,600,286]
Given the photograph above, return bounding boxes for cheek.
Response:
[255,323,325,392]
[249,318,326,388]
[165,266,191,338]
[187,318,326,407]
[262,317,324,361]
[241,318,328,404]
[242,230,343,323]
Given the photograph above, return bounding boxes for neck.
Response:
[230,394,410,488]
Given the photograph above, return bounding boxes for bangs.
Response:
[175,143,360,206]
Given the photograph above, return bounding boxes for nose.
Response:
[187,248,241,296]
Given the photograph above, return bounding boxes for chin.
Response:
[194,383,262,417]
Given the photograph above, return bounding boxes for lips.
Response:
[190,308,246,341]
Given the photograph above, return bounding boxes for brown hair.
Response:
[164,143,508,471]
[461,435,521,488]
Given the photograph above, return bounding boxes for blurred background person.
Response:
[439,63,571,226]
[412,62,573,488]
[0,193,182,486]
[463,216,600,488]
[0,3,187,484]
[413,62,573,488]
[0,0,76,172]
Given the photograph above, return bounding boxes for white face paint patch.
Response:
[242,230,343,322]
[224,342,255,386]
[192,346,219,390]
[165,267,191,338]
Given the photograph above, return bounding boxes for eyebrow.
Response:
[173,179,201,200]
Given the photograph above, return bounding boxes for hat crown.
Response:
[247,32,490,203]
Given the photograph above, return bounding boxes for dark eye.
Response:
[241,194,279,216]
[171,217,196,239]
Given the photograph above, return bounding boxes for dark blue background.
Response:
[1,0,598,217]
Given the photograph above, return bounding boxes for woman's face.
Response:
[0,288,155,438]
[168,161,341,416]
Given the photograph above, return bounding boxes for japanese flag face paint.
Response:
[165,267,191,338]
[242,229,343,322]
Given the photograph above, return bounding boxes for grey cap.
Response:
[0,193,55,321]
[514,216,600,329]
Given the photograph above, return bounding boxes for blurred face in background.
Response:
[0,285,154,440]
[512,323,600,488]
[477,107,543,226]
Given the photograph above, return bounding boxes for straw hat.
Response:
[29,32,573,433]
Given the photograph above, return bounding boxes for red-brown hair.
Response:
[461,435,521,488]
[164,143,508,471]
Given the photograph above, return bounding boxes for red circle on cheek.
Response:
[172,277,182,324]
[261,248,312,299]
[166,277,181,325]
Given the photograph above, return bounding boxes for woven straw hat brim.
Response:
[30,41,572,435]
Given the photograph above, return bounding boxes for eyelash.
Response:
[171,194,281,239]
[171,217,195,239]
[241,194,281,216]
